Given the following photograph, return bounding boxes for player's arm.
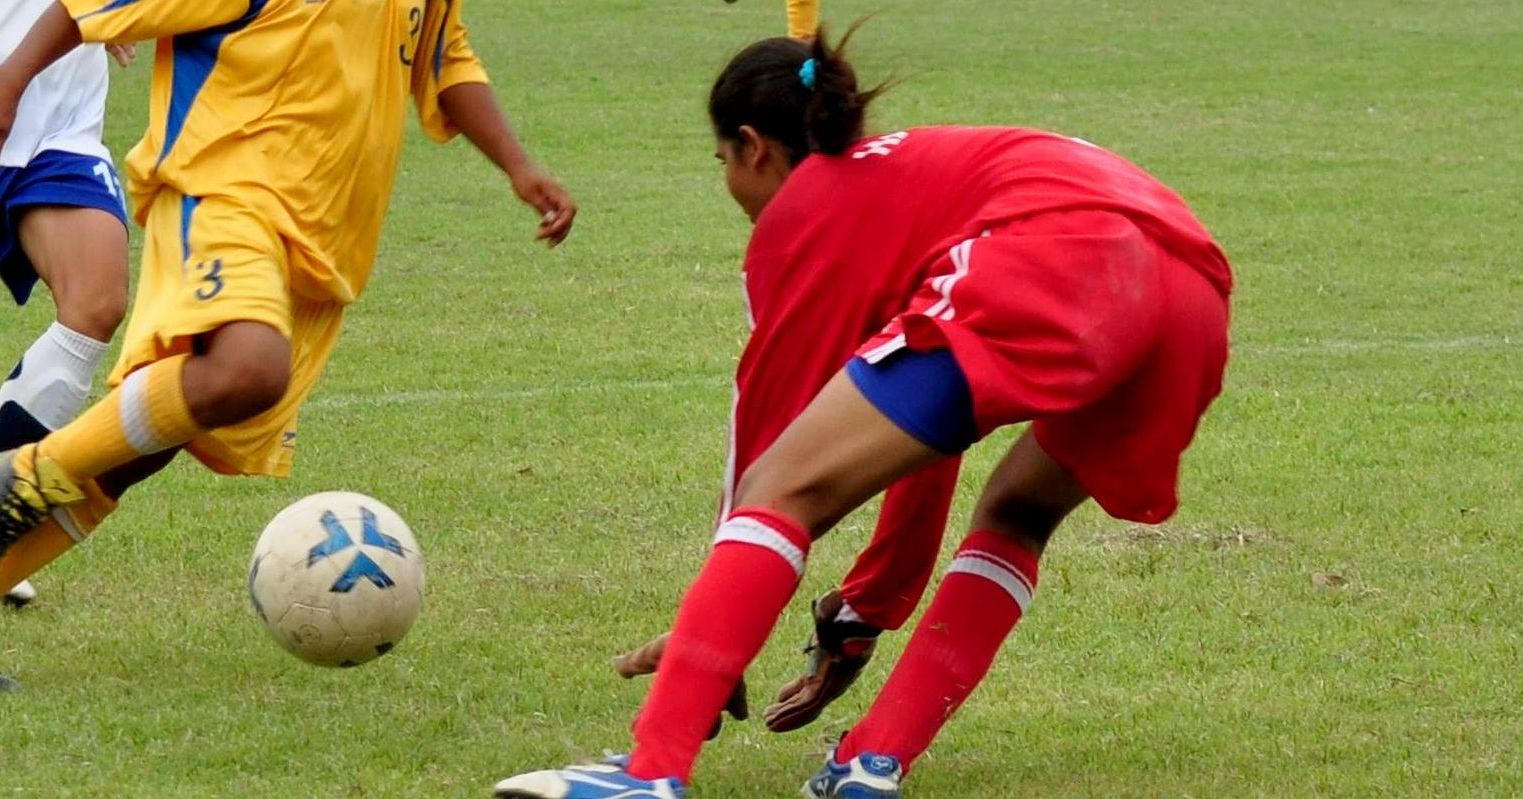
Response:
[438,84,577,247]
[0,0,243,146]
[840,456,962,630]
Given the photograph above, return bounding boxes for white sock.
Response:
[0,321,110,431]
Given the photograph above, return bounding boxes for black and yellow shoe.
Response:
[0,446,86,551]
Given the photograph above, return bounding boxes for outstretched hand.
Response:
[614,632,750,740]
[510,164,577,247]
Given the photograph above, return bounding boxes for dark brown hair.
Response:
[708,22,887,164]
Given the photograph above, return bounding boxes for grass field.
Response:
[4,0,1522,796]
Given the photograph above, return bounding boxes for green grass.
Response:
[4,0,1522,796]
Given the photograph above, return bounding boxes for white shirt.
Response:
[0,0,111,168]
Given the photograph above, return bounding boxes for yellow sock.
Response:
[0,479,116,594]
[787,0,820,39]
[38,354,204,482]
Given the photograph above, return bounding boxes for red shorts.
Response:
[857,210,1230,524]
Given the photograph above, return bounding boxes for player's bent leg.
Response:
[1,206,126,452]
[497,366,958,793]
[625,366,951,773]
[824,430,1087,787]
[1,321,289,544]
[180,321,292,428]
[732,367,950,536]
[1,207,129,607]
[761,351,975,733]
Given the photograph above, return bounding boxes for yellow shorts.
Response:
[108,189,346,477]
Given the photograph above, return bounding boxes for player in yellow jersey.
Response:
[0,1,577,602]
[723,0,819,40]
[786,0,820,40]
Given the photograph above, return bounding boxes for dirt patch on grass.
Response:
[1095,525,1275,551]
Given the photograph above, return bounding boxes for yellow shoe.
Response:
[0,446,87,547]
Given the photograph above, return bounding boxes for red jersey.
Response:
[722,127,1231,575]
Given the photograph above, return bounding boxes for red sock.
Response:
[628,507,810,783]
[837,530,1039,770]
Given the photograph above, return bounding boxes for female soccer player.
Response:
[1,1,137,607]
[497,25,1232,799]
[0,1,575,617]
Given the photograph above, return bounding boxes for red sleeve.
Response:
[720,266,848,517]
[839,457,962,630]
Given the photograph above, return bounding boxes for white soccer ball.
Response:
[248,492,424,668]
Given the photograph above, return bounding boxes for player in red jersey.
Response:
[494,26,1231,799]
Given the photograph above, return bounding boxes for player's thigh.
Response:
[734,370,946,537]
[18,205,129,334]
[968,429,1089,554]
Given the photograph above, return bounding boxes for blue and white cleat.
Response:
[802,751,903,799]
[493,763,685,799]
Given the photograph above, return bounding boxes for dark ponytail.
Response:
[709,21,888,164]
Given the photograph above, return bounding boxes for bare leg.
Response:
[20,206,129,342]
[834,429,1087,773]
[734,370,947,537]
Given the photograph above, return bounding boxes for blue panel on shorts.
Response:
[0,150,129,306]
[847,349,978,455]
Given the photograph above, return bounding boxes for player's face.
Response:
[717,127,791,222]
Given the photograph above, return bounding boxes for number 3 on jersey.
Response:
[192,259,225,301]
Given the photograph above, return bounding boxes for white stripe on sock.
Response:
[713,516,807,577]
[946,552,1035,612]
[118,369,166,455]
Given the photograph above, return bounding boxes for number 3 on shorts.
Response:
[193,259,225,301]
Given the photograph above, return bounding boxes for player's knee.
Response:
[50,269,128,342]
[223,356,291,419]
[734,467,841,537]
[189,324,292,426]
[64,283,127,342]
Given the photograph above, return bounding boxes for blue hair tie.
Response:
[799,58,818,90]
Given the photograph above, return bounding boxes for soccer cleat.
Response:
[0,446,86,552]
[764,590,881,733]
[4,579,37,608]
[493,764,686,799]
[802,751,903,799]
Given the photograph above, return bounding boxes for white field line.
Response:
[307,375,726,410]
[307,335,1517,410]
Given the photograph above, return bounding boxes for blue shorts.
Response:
[0,150,129,306]
[847,348,978,455]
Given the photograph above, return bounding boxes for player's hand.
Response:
[508,164,576,248]
[614,633,750,740]
[106,42,137,68]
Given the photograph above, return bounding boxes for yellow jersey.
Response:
[62,0,489,305]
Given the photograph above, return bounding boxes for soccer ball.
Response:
[248,492,424,667]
